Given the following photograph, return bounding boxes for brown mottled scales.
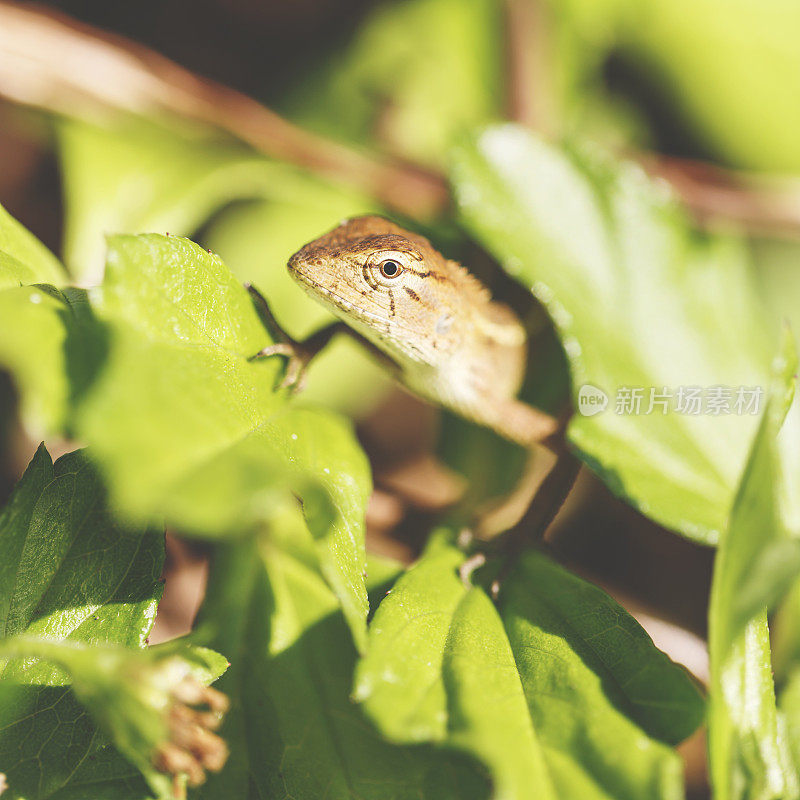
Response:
[282,215,558,447]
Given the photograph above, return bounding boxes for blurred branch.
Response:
[640,154,800,240]
[503,0,556,134]
[0,1,449,219]
[501,0,800,239]
[1,2,800,237]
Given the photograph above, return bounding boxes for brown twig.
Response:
[501,0,800,237]
[503,0,556,134]
[1,2,799,236]
[639,153,800,239]
[0,1,449,219]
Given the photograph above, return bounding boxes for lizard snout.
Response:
[286,247,318,283]
[286,248,307,273]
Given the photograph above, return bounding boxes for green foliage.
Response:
[0,285,86,434]
[453,125,773,544]
[547,0,800,171]
[2,125,798,796]
[281,0,502,166]
[0,444,162,799]
[57,117,393,417]
[781,671,800,782]
[1,3,800,792]
[0,203,65,288]
[355,534,701,800]
[0,209,374,651]
[707,335,800,800]
[195,511,490,800]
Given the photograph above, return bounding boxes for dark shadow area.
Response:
[604,49,719,165]
[552,472,713,638]
[47,0,378,105]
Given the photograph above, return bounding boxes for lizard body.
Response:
[285,215,558,447]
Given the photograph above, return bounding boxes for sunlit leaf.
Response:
[0,226,373,650]
[356,536,700,799]
[707,334,800,800]
[77,234,371,649]
[0,203,65,288]
[195,516,490,800]
[454,126,773,543]
[0,285,81,434]
[0,445,163,800]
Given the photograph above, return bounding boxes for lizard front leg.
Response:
[246,283,349,392]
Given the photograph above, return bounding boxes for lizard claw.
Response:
[251,342,310,394]
[246,284,346,395]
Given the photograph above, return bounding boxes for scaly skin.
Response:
[285,215,559,447]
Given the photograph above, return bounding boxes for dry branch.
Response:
[0,1,799,235]
[0,1,449,219]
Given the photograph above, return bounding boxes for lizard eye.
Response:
[378,259,403,279]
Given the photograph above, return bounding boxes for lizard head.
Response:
[287,215,469,361]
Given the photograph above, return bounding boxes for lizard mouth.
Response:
[288,260,429,362]
[288,264,422,341]
[289,265,375,323]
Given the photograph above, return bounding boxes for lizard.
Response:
[250,214,560,449]
[247,215,578,553]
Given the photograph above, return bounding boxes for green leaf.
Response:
[45,746,151,800]
[0,446,163,650]
[0,232,372,648]
[716,332,800,642]
[707,334,800,800]
[57,118,375,284]
[453,126,773,543]
[0,209,73,434]
[614,0,800,172]
[503,550,704,746]
[750,238,800,686]
[0,203,65,288]
[779,669,800,778]
[773,579,800,686]
[356,537,700,799]
[0,285,104,437]
[0,445,164,800]
[76,234,371,649]
[282,0,502,167]
[354,539,555,800]
[195,515,490,800]
[500,552,693,799]
[708,614,798,800]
